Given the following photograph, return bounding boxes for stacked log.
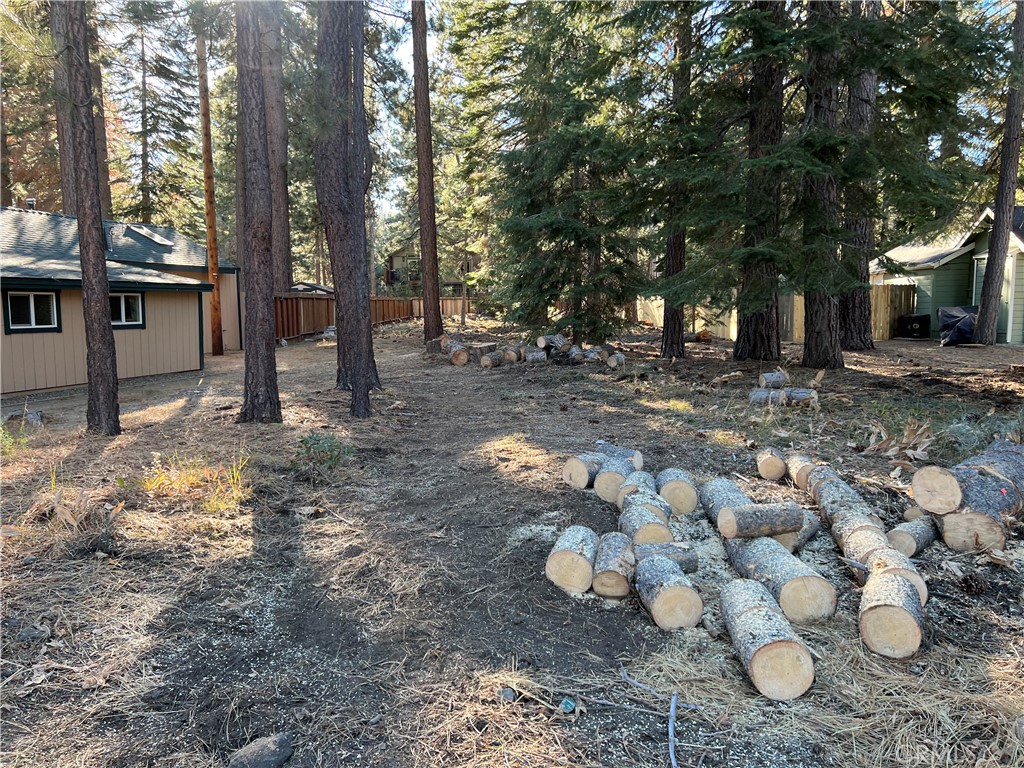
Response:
[595,344,617,362]
[772,511,820,553]
[468,342,497,362]
[594,457,639,503]
[698,477,752,524]
[758,370,790,389]
[619,503,673,544]
[656,468,699,515]
[720,579,815,700]
[723,537,837,623]
[621,491,673,525]
[911,440,1024,552]
[866,548,928,606]
[524,347,548,364]
[592,532,636,598]
[561,452,607,490]
[634,542,699,573]
[615,471,657,510]
[545,525,600,593]
[537,333,571,352]
[635,555,703,630]
[754,447,787,481]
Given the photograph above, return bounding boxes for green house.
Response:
[873,206,1024,342]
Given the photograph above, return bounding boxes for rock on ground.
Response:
[227,733,293,768]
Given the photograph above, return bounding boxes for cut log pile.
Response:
[747,368,821,409]
[426,333,630,371]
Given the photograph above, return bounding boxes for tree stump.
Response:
[545,525,599,594]
[858,572,924,659]
[656,468,699,515]
[635,555,703,630]
[754,447,787,481]
[720,579,815,700]
[592,532,636,598]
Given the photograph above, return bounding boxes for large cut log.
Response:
[480,351,504,369]
[773,511,821,553]
[634,555,703,630]
[718,502,805,540]
[633,542,699,573]
[606,352,627,370]
[592,532,636,598]
[523,348,548,364]
[911,440,1024,515]
[719,579,815,700]
[537,333,570,352]
[806,465,846,501]
[596,443,643,470]
[785,453,817,490]
[615,471,657,511]
[866,548,928,606]
[887,517,937,557]
[933,468,1018,551]
[656,468,699,515]
[622,491,673,525]
[841,526,891,565]
[934,508,1006,552]
[698,477,753,524]
[594,457,638,502]
[783,388,819,408]
[858,572,924,659]
[545,525,599,594]
[619,506,673,545]
[749,388,788,407]
[561,452,606,490]
[754,447,787,481]
[758,370,790,389]
[830,508,885,550]
[724,537,837,623]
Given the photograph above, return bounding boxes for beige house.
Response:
[1,207,242,396]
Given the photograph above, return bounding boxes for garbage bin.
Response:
[894,313,931,339]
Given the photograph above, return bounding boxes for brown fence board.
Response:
[871,284,916,341]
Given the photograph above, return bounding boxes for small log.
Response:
[754,447,787,481]
[480,351,504,369]
[595,343,617,361]
[830,508,885,549]
[749,388,788,407]
[698,477,752,524]
[718,502,805,540]
[634,555,703,630]
[592,532,636,598]
[841,525,891,565]
[618,506,673,545]
[783,388,819,408]
[724,537,837,623]
[656,468,699,515]
[594,457,636,503]
[582,348,602,362]
[446,342,470,366]
[616,470,657,510]
[805,465,845,501]
[903,505,926,522]
[545,525,599,594]
[758,370,790,389]
[785,453,817,491]
[523,348,547,364]
[858,572,924,659]
[887,517,937,557]
[622,491,673,525]
[606,352,627,370]
[773,511,820,553]
[468,342,497,361]
[567,344,585,363]
[499,345,521,364]
[633,542,699,573]
[537,333,570,351]
[596,443,643,470]
[866,548,928,606]
[561,452,606,490]
[719,579,815,701]
[934,509,1006,553]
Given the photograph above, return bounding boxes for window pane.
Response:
[33,294,55,326]
[109,296,122,322]
[124,295,141,323]
[9,295,31,326]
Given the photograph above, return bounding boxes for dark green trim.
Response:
[0,277,211,293]
[198,292,205,371]
[3,288,62,335]
[110,291,147,331]
[108,259,239,274]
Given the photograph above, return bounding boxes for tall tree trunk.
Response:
[196,18,223,356]
[87,8,111,220]
[52,10,77,215]
[234,74,246,267]
[413,0,444,342]
[52,1,120,435]
[661,8,691,359]
[800,0,845,370]
[734,0,785,362]
[139,28,151,223]
[315,0,380,418]
[258,1,292,294]
[839,0,880,352]
[236,1,282,423]
[974,0,1024,345]
[0,96,12,207]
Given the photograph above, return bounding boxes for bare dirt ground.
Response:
[2,320,1023,768]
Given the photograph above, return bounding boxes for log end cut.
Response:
[911,465,962,515]
[859,573,924,659]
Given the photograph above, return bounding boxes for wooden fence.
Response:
[870,284,916,341]
[275,294,478,339]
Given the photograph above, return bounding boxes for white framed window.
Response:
[6,291,58,331]
[109,293,144,327]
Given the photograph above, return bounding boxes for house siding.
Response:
[973,257,1009,343]
[2,290,201,395]
[1014,254,1024,343]
[164,270,242,353]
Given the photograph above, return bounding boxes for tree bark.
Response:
[635,555,703,630]
[839,0,879,352]
[52,1,120,435]
[234,72,246,267]
[314,0,380,417]
[86,9,111,220]
[974,1,1023,344]
[196,19,223,356]
[258,1,293,295]
[801,0,845,370]
[592,532,636,598]
[412,0,444,342]
[734,0,785,362]
[236,1,282,423]
[661,8,691,359]
[52,9,78,215]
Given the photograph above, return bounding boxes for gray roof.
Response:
[1,207,223,290]
[877,241,972,272]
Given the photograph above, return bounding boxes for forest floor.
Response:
[2,319,1023,768]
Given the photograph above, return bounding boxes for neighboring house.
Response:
[873,206,1024,342]
[1,206,243,396]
